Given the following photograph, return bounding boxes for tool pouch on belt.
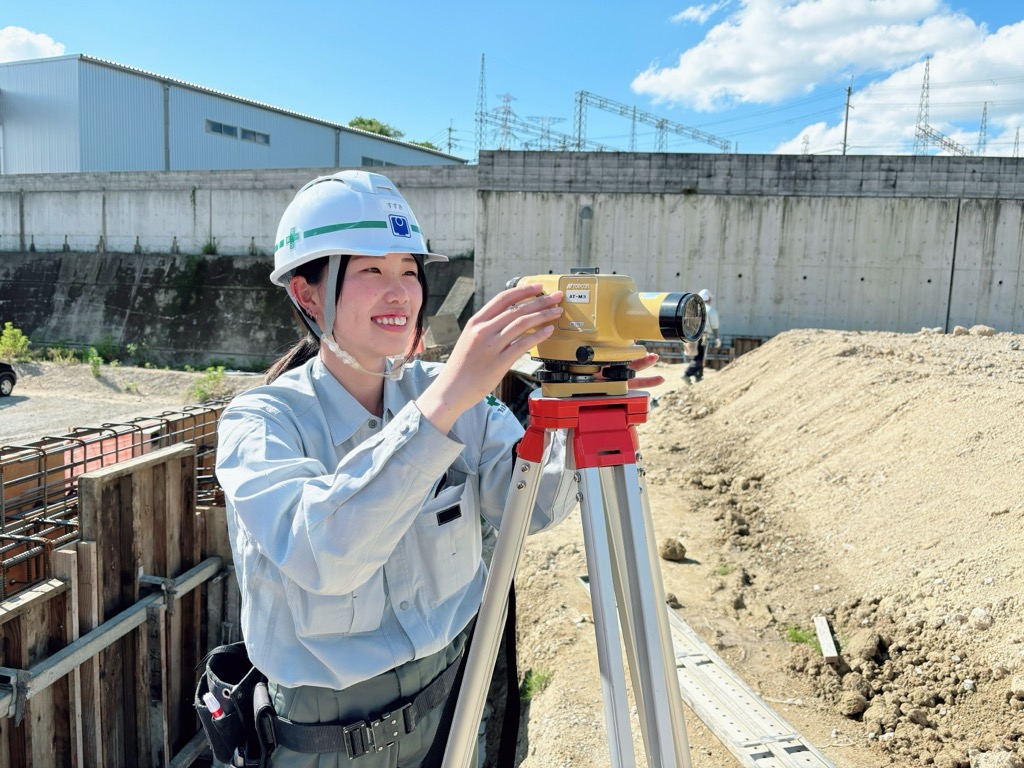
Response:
[194,640,267,765]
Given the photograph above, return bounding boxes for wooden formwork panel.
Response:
[0,578,75,767]
[76,443,200,768]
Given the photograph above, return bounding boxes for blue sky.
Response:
[3,1,1023,158]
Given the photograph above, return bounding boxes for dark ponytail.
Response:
[264,254,429,384]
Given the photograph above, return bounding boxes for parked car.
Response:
[0,362,16,396]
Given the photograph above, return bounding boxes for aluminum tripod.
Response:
[444,390,692,768]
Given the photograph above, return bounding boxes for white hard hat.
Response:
[271,170,447,287]
[698,289,713,302]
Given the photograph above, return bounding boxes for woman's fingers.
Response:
[475,283,557,322]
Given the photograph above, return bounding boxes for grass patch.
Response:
[784,624,821,653]
[188,366,232,402]
[714,564,734,576]
[520,667,553,702]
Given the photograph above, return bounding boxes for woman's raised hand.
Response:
[415,283,564,434]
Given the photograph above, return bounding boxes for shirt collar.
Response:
[310,357,402,445]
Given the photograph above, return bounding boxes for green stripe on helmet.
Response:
[274,220,426,254]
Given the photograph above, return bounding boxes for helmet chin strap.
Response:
[294,253,408,381]
[321,333,407,381]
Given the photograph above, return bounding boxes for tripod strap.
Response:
[496,584,520,768]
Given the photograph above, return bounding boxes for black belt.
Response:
[254,644,465,759]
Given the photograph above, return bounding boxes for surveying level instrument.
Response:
[444,271,704,768]
[507,267,706,397]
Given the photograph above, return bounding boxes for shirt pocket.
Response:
[283,568,385,638]
[414,471,481,607]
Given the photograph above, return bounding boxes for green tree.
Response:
[412,140,441,151]
[348,116,404,139]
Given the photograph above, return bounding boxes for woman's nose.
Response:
[383,274,409,302]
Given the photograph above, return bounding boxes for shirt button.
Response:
[368,419,378,428]
[399,601,409,611]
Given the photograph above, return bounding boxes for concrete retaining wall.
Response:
[1,153,1021,366]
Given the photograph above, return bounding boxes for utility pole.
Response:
[842,79,853,155]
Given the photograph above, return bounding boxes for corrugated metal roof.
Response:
[0,53,466,163]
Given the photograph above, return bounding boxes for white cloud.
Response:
[633,0,983,111]
[672,2,730,26]
[0,27,65,63]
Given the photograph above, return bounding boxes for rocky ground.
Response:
[4,328,1023,768]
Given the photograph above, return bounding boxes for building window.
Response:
[241,128,271,145]
[207,119,238,138]
[362,156,394,167]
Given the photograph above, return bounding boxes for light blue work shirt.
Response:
[215,356,576,690]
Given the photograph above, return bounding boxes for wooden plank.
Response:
[814,615,840,664]
[45,573,72,767]
[147,604,170,768]
[223,569,241,645]
[53,549,85,768]
[166,456,186,749]
[175,453,202,748]
[76,542,104,767]
[133,465,157,765]
[0,579,68,623]
[76,444,195,492]
[200,506,231,563]
[2,606,29,767]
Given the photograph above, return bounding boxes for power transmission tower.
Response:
[526,116,566,150]
[913,56,974,157]
[1015,128,1020,158]
[913,57,932,155]
[480,97,611,152]
[497,93,517,150]
[574,91,731,152]
[475,54,487,162]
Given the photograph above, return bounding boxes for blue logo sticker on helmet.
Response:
[388,215,412,238]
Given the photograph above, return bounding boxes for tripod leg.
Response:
[597,460,693,768]
[443,450,547,768]
[577,467,640,768]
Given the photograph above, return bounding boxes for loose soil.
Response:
[4,329,1023,768]
[514,327,1024,768]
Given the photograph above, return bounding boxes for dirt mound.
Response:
[513,327,1024,767]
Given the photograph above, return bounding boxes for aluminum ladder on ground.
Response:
[666,610,837,767]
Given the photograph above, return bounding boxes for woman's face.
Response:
[332,252,424,366]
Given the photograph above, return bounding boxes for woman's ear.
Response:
[289,275,322,323]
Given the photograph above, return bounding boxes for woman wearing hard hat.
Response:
[213,171,661,767]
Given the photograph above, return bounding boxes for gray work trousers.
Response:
[266,625,475,768]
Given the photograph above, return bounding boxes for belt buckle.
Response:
[369,703,408,751]
[343,720,372,759]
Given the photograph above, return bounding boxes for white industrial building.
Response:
[0,54,465,174]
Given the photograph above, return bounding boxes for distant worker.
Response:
[683,288,720,383]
